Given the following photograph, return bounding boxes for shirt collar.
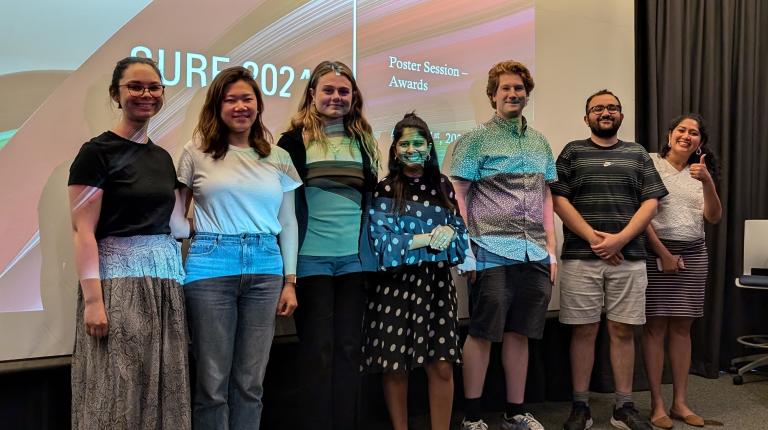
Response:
[488,114,528,135]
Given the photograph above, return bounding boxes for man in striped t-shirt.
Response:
[552,90,667,430]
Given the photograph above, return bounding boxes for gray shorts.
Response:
[558,259,647,325]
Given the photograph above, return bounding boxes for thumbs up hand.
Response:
[689,152,712,183]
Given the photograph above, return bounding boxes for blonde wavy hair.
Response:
[288,61,379,170]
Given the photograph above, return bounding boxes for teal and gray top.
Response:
[300,126,365,256]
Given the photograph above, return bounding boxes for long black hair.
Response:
[386,112,455,214]
[660,113,719,182]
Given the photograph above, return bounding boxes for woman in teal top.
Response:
[278,60,379,430]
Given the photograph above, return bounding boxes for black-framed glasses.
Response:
[120,84,165,97]
[588,104,621,114]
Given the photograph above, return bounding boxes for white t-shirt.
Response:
[650,153,705,241]
[177,141,301,235]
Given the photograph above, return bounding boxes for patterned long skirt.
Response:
[71,235,190,430]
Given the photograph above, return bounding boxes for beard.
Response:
[589,115,623,138]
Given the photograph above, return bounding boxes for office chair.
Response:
[731,219,768,385]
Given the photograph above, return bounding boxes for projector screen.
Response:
[0,0,634,363]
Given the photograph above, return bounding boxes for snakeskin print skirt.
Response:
[71,235,190,429]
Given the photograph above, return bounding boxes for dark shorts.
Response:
[468,261,552,341]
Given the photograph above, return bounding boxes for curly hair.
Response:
[486,60,534,108]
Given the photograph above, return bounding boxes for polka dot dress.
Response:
[361,175,468,373]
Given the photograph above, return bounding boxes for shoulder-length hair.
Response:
[660,113,719,182]
[386,112,455,215]
[194,66,272,160]
[288,60,378,170]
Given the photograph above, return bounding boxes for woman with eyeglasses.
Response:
[177,66,301,430]
[68,56,191,429]
[642,114,721,429]
[361,113,467,430]
[277,60,379,430]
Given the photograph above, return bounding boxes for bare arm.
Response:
[544,187,558,283]
[689,154,722,223]
[553,194,623,265]
[702,179,722,224]
[69,185,108,338]
[552,195,600,245]
[169,188,192,239]
[645,223,684,273]
[451,179,476,276]
[591,198,658,257]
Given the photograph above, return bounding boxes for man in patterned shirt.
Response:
[552,89,667,430]
[451,60,557,430]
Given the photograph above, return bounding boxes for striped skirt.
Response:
[71,235,190,430]
[645,238,708,318]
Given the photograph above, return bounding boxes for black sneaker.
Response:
[563,401,593,430]
[610,403,652,430]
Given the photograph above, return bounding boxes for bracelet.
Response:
[284,274,297,285]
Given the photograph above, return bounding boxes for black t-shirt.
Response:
[550,139,668,260]
[68,131,179,239]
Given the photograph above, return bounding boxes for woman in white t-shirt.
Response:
[642,114,721,429]
[177,66,301,430]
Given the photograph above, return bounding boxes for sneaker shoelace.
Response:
[517,413,544,430]
[464,420,488,430]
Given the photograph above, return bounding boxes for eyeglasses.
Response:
[120,84,165,97]
[588,104,621,114]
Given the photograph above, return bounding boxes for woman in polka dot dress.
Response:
[362,113,468,430]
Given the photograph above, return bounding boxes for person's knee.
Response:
[428,361,454,382]
[643,317,668,338]
[668,319,693,338]
[607,321,634,342]
[464,334,492,352]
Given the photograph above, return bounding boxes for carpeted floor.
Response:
[366,372,768,429]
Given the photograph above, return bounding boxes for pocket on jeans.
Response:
[188,239,217,256]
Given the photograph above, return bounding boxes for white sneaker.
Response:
[511,412,545,430]
[461,418,489,430]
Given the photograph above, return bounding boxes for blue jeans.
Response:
[185,232,283,283]
[184,233,284,430]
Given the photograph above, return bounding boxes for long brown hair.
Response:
[288,61,378,170]
[194,66,272,160]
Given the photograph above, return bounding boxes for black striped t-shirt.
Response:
[551,139,668,260]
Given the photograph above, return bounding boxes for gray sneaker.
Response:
[461,418,489,430]
[502,412,545,430]
[518,413,546,430]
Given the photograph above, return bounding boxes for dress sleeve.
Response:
[176,143,194,188]
[640,149,669,201]
[441,176,468,266]
[543,137,558,183]
[369,183,416,270]
[550,143,573,198]
[274,146,302,192]
[68,142,108,188]
[449,133,481,181]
